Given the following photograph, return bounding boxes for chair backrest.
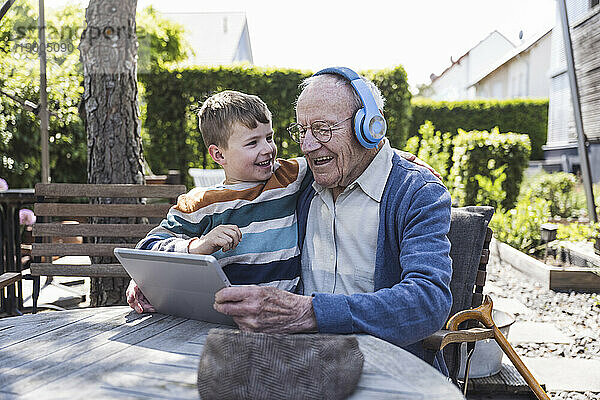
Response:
[188,168,225,187]
[444,206,494,376]
[30,183,186,278]
[447,206,494,316]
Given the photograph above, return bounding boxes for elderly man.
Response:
[214,67,453,372]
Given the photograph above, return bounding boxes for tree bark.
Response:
[79,0,143,306]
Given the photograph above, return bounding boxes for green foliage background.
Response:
[448,128,531,210]
[410,98,548,160]
[0,2,86,187]
[0,1,189,188]
[140,65,412,187]
[404,122,531,210]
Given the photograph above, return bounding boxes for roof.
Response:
[160,11,253,65]
[468,26,553,87]
[430,30,515,83]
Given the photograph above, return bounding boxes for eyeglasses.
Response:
[287,116,353,144]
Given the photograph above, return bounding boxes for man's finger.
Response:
[215,286,260,303]
[214,301,260,318]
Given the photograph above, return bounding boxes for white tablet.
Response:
[114,248,235,326]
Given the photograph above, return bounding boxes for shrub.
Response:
[557,222,600,243]
[474,165,507,211]
[410,98,548,160]
[490,191,551,253]
[404,121,452,182]
[448,128,531,210]
[521,172,584,218]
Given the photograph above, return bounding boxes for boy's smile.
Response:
[217,122,277,184]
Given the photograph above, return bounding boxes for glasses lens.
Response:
[287,123,303,143]
[311,121,332,142]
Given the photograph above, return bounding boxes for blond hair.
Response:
[198,90,272,148]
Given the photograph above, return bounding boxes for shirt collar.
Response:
[311,139,394,202]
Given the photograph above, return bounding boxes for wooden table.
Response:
[0,307,464,399]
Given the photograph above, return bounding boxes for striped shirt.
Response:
[137,158,312,292]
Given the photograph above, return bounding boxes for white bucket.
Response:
[456,309,515,378]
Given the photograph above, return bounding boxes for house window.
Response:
[592,0,599,8]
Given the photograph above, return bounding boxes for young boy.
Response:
[127,90,311,313]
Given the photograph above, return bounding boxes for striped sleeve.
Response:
[136,186,217,252]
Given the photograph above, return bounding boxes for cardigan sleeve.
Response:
[311,180,452,347]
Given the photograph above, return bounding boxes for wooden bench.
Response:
[29,183,186,312]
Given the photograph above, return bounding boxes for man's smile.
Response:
[311,156,334,166]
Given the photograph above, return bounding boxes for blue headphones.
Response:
[312,67,387,149]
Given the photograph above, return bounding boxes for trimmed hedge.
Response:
[140,65,412,187]
[411,99,548,160]
[449,128,531,210]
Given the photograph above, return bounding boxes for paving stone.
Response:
[509,322,574,344]
[21,275,89,309]
[491,297,532,317]
[520,357,600,392]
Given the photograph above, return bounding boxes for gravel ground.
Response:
[485,255,600,400]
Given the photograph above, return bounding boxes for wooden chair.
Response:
[1,209,22,314]
[28,183,186,313]
[0,273,21,291]
[423,206,549,400]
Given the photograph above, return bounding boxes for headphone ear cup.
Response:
[353,108,366,141]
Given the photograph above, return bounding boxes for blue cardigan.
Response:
[297,153,453,373]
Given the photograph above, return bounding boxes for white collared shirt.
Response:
[301,140,394,295]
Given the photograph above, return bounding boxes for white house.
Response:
[160,12,253,65]
[429,31,516,100]
[469,28,552,100]
[543,0,600,181]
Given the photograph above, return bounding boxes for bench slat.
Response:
[30,263,129,277]
[0,272,22,289]
[34,203,172,217]
[32,243,135,256]
[33,223,155,237]
[35,183,186,198]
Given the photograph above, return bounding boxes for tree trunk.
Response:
[79,0,143,306]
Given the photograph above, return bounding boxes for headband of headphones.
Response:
[312,67,387,149]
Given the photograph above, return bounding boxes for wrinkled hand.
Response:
[213,286,317,333]
[396,150,442,180]
[189,224,242,254]
[126,279,156,313]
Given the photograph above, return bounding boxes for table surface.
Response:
[0,307,464,399]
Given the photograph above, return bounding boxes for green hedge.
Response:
[140,65,411,187]
[411,99,548,160]
[449,128,531,210]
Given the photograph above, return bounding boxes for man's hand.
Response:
[214,286,317,333]
[126,279,156,314]
[189,224,242,254]
[396,150,442,180]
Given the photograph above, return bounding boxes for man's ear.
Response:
[208,144,226,166]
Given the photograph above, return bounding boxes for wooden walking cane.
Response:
[446,295,550,400]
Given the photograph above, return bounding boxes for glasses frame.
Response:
[287,116,353,144]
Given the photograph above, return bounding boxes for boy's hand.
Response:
[126,280,156,313]
[189,224,242,254]
[396,150,442,180]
